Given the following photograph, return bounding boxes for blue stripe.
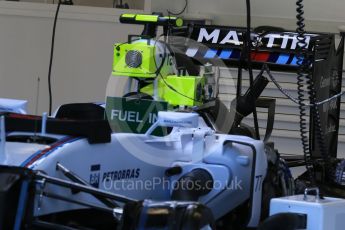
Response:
[137,202,150,230]
[276,54,290,64]
[290,55,303,65]
[20,137,80,168]
[14,180,29,230]
[20,150,43,167]
[204,49,218,58]
[19,136,68,167]
[219,50,232,59]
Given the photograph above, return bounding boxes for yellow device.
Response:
[158,75,205,106]
[112,42,157,78]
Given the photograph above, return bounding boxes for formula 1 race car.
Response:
[0,9,344,230]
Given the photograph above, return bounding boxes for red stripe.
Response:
[24,136,76,168]
[8,113,41,120]
[251,52,270,62]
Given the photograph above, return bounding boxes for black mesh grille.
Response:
[125,50,142,68]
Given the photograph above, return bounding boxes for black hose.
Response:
[48,1,62,116]
[245,0,260,140]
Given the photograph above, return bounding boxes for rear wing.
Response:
[175,24,345,159]
[181,24,340,70]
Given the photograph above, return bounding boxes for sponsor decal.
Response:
[102,168,140,182]
[162,119,193,126]
[195,27,313,50]
[105,97,168,135]
[110,109,157,124]
[90,164,101,188]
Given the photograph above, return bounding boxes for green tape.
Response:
[136,15,158,22]
[121,14,135,18]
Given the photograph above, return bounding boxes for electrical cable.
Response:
[152,34,202,103]
[245,0,261,140]
[47,0,62,116]
[167,0,188,16]
[296,0,316,185]
[264,64,345,108]
[146,10,202,104]
[296,0,330,179]
[158,73,201,103]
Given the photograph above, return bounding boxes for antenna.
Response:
[35,77,40,116]
[34,77,40,137]
[0,115,6,163]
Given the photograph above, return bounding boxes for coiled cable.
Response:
[296,0,315,184]
[296,0,331,184]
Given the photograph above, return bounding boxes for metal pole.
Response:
[36,172,136,204]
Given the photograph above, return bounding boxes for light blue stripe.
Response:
[291,55,303,65]
[276,54,290,64]
[204,49,218,58]
[219,50,232,59]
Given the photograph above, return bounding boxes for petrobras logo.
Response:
[195,27,314,50]
[102,168,140,182]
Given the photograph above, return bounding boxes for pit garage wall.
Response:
[0,1,344,158]
[0,1,143,114]
[0,0,343,114]
[152,0,345,33]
